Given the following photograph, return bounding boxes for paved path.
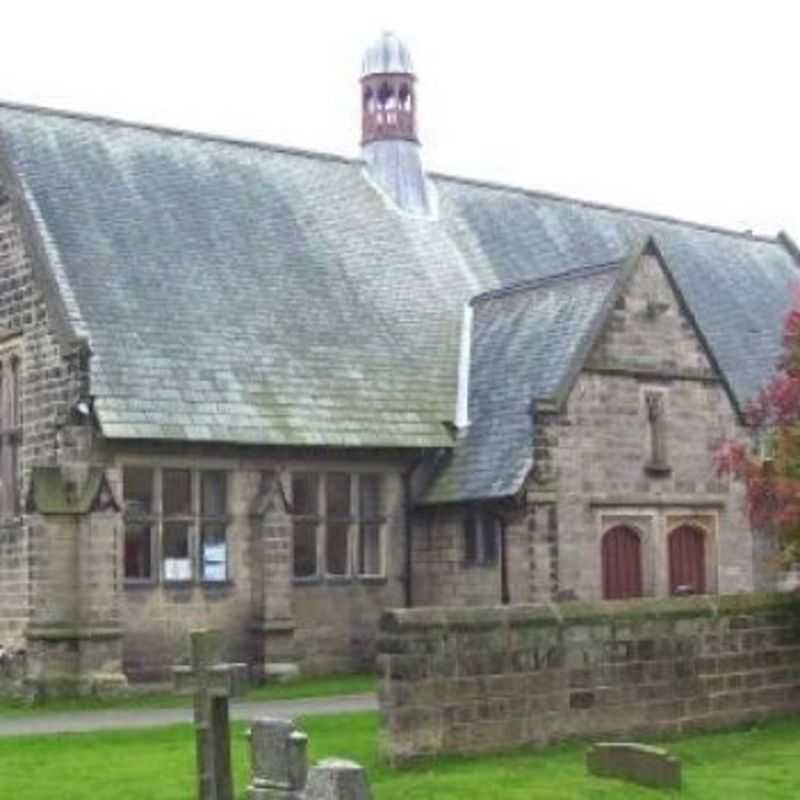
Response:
[0,693,377,737]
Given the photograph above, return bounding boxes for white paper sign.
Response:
[203,562,227,582]
[164,558,192,581]
[204,544,226,563]
[203,543,227,581]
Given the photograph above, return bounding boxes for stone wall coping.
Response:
[26,625,124,642]
[588,495,726,509]
[381,593,800,633]
[250,619,297,634]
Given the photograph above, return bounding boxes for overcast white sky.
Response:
[2,1,798,238]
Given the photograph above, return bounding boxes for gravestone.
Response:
[587,742,682,790]
[247,717,308,799]
[247,717,372,800]
[305,759,373,800]
[173,629,248,800]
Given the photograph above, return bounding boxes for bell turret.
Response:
[359,32,434,217]
[361,32,417,145]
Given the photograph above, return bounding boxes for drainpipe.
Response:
[499,515,510,605]
[403,469,414,608]
[402,452,427,608]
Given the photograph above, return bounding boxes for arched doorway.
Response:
[668,525,706,595]
[602,526,643,599]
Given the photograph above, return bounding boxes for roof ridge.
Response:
[471,259,622,305]
[429,170,780,245]
[778,231,800,268]
[0,100,784,245]
[0,99,358,167]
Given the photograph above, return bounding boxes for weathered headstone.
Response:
[587,742,682,790]
[247,717,309,799]
[246,718,372,800]
[173,629,248,800]
[305,759,372,800]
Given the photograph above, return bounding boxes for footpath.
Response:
[0,693,377,737]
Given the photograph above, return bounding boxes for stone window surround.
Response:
[121,465,230,587]
[290,470,388,583]
[665,512,719,595]
[596,509,719,598]
[0,334,21,520]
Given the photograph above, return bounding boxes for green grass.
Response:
[0,673,375,717]
[2,711,800,799]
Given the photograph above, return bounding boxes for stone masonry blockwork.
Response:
[0,521,27,647]
[0,190,86,652]
[378,594,800,763]
[0,196,85,483]
[105,447,408,681]
[411,504,502,609]
[507,252,756,604]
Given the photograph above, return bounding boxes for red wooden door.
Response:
[602,526,643,599]
[669,525,706,595]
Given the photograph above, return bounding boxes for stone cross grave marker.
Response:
[173,629,248,800]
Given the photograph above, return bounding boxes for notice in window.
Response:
[164,558,192,582]
[203,542,227,582]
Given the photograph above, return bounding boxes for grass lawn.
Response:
[0,673,375,717]
[2,711,800,799]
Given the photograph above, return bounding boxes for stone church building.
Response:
[0,33,796,692]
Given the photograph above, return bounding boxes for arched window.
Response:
[363,86,374,113]
[602,525,643,599]
[398,83,412,111]
[668,525,706,595]
[377,81,394,108]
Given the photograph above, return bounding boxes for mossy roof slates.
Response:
[424,266,622,504]
[0,103,797,493]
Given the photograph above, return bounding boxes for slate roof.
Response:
[0,103,797,497]
[424,262,625,505]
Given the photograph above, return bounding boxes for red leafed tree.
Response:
[716,289,800,562]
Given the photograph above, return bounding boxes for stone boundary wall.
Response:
[377,594,800,763]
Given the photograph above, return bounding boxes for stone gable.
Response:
[505,251,756,604]
[0,188,89,650]
[586,251,719,380]
[0,193,88,486]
